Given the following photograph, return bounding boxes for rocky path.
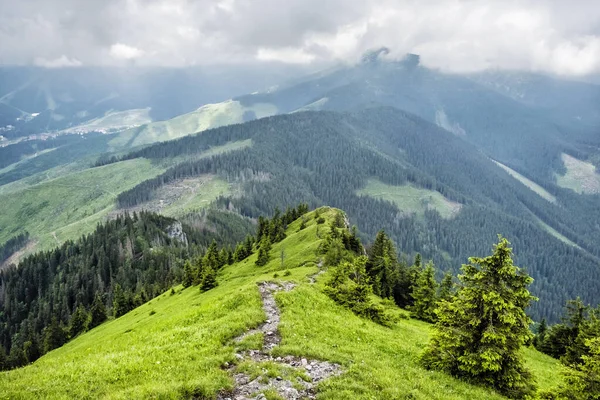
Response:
[218,281,341,400]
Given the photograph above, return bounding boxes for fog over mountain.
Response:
[2,0,600,77]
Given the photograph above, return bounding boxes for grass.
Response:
[62,108,152,134]
[0,159,166,253]
[110,100,277,149]
[555,153,600,194]
[528,213,581,249]
[357,178,462,219]
[126,175,232,217]
[0,207,563,399]
[492,160,556,203]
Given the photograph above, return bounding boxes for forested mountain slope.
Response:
[0,207,563,399]
[105,108,600,321]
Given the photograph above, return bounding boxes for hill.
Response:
[106,108,600,322]
[2,57,600,322]
[0,207,563,399]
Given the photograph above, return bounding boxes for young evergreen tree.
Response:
[182,260,195,288]
[411,261,438,322]
[43,317,66,353]
[366,230,399,299]
[112,284,129,318]
[437,271,454,302]
[561,337,600,399]
[255,237,272,266]
[200,265,218,292]
[69,304,89,338]
[421,236,537,398]
[534,318,548,350]
[89,293,107,329]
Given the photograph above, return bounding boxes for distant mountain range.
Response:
[1,52,600,321]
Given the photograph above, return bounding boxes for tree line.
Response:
[0,209,254,370]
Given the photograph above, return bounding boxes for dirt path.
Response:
[218,281,341,400]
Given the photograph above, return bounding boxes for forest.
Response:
[0,208,255,370]
[105,109,600,322]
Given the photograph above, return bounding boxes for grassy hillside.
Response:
[0,208,563,399]
[0,159,166,253]
[555,153,600,194]
[110,100,277,149]
[357,179,462,219]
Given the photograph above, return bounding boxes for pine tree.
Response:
[69,304,89,338]
[43,317,66,353]
[366,230,399,299]
[0,345,6,370]
[112,284,129,318]
[561,337,600,399]
[182,260,194,288]
[411,261,438,322]
[200,264,218,292]
[89,293,107,329]
[255,237,272,266]
[421,236,537,398]
[533,318,548,350]
[437,271,454,302]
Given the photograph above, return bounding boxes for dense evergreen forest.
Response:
[0,233,29,265]
[107,109,600,322]
[0,209,254,369]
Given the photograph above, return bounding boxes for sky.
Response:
[2,0,600,76]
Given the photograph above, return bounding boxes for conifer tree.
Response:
[182,260,195,287]
[43,317,66,353]
[366,230,399,299]
[112,284,129,318]
[437,271,454,302]
[411,261,438,322]
[243,235,254,257]
[89,293,107,329]
[69,304,89,338]
[255,237,272,266]
[561,337,600,399]
[0,346,6,370]
[200,264,218,292]
[535,318,548,350]
[421,236,537,398]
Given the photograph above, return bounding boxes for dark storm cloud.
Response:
[1,0,600,75]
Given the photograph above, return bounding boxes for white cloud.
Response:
[2,0,600,76]
[257,47,316,64]
[109,43,145,60]
[33,55,82,68]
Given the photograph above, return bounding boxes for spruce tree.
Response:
[411,261,438,322]
[534,318,548,350]
[255,237,272,266]
[89,293,107,329]
[366,230,399,299]
[43,317,66,353]
[437,271,454,302]
[69,304,89,338]
[561,337,600,399]
[182,260,194,288]
[421,236,537,398]
[112,284,129,318]
[200,264,218,292]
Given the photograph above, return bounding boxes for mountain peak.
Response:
[360,47,390,64]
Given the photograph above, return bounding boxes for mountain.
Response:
[0,207,563,399]
[0,64,309,140]
[1,54,600,323]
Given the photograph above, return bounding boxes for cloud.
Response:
[1,0,600,76]
[109,43,145,60]
[33,55,82,68]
